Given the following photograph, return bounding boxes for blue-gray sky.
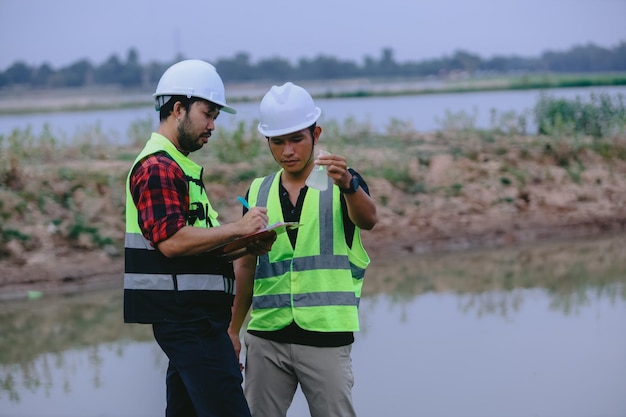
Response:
[1,0,625,70]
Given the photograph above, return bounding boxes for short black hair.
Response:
[158,96,219,121]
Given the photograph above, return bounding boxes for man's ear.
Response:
[172,101,185,120]
[313,126,322,144]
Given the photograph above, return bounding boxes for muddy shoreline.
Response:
[2,217,624,302]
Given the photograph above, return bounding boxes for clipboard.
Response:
[208,222,301,258]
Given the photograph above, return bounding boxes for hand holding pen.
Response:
[236,196,275,256]
[236,196,267,234]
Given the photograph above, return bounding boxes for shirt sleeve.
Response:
[129,153,189,245]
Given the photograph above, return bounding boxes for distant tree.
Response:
[127,48,140,66]
[95,54,124,85]
[119,48,143,86]
[32,63,54,87]
[615,41,626,71]
[542,43,618,72]
[360,48,399,77]
[2,41,626,90]
[449,50,482,74]
[216,52,255,82]
[4,61,32,85]
[255,56,293,81]
[145,61,171,87]
[399,59,441,77]
[297,55,360,80]
[482,55,509,72]
[378,47,398,76]
[50,59,93,87]
[362,55,377,75]
[580,44,614,71]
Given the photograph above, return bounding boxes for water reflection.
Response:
[1,235,625,417]
[363,233,626,316]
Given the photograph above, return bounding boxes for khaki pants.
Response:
[243,333,356,417]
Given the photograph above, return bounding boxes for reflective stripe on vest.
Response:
[124,274,234,292]
[125,231,235,294]
[253,291,359,309]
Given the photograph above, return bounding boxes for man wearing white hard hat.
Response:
[123,59,275,417]
[229,82,378,417]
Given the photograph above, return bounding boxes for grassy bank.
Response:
[324,72,626,99]
[1,93,626,291]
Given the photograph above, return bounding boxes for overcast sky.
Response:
[1,0,625,70]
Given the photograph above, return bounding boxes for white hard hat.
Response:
[258,82,321,137]
[153,59,236,114]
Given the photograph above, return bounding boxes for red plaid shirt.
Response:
[129,152,189,245]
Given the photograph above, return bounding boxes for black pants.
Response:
[152,319,251,417]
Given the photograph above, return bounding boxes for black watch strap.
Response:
[339,176,359,194]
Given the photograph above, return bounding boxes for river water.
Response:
[1,234,625,417]
[1,86,625,140]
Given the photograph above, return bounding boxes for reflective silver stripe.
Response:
[125,233,155,250]
[256,254,349,278]
[253,291,357,310]
[124,273,234,293]
[318,184,334,255]
[255,257,291,278]
[292,254,348,271]
[256,174,275,207]
[254,175,281,280]
[294,291,357,307]
[124,273,174,290]
[252,293,292,309]
[177,274,233,292]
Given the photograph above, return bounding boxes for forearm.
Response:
[229,255,256,336]
[344,189,378,230]
[157,207,270,258]
[157,223,243,257]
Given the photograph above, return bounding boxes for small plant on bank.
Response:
[213,120,262,164]
[127,115,156,147]
[534,92,626,138]
[446,183,463,197]
[66,216,114,249]
[436,108,478,137]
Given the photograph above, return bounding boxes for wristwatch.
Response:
[339,175,360,194]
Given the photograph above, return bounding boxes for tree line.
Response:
[1,42,625,90]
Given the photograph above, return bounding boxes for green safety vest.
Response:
[246,171,370,332]
[124,132,234,324]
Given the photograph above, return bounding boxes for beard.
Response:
[177,116,204,153]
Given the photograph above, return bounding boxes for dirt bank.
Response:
[2,174,625,301]
[2,128,626,300]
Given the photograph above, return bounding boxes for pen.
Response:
[237,196,251,210]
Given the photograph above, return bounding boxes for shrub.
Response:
[534,92,626,138]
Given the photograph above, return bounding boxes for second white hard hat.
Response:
[153,59,236,114]
[258,82,321,137]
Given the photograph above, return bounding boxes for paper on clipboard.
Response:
[213,222,301,256]
[263,221,301,235]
